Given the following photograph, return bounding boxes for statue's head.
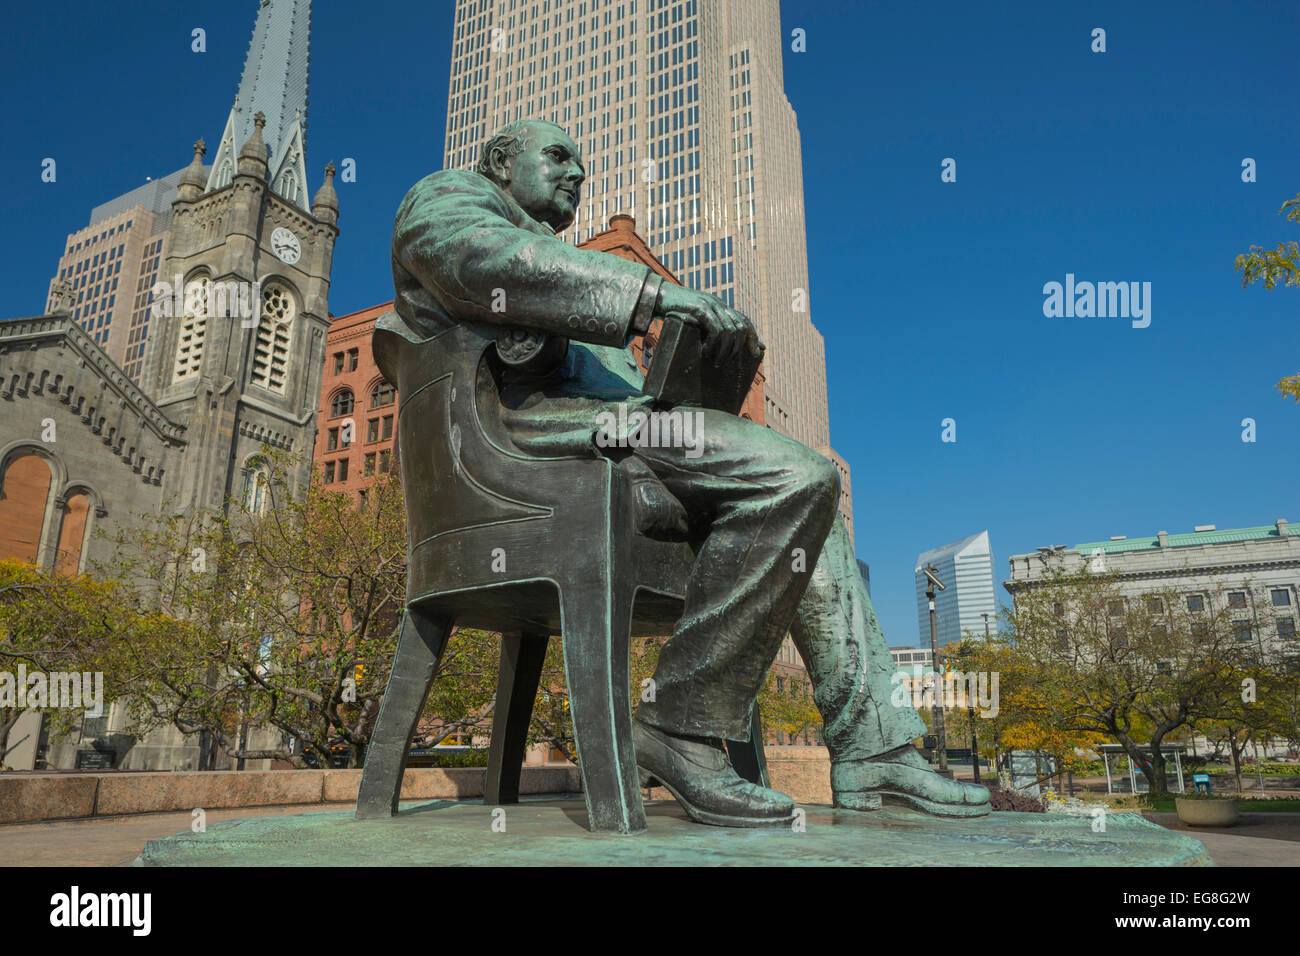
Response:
[476,119,585,231]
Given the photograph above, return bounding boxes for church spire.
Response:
[205,0,312,207]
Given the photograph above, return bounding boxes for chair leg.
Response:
[560,586,645,834]
[484,630,549,804]
[726,702,771,788]
[356,605,453,819]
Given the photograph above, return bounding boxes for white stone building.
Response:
[1004,520,1300,658]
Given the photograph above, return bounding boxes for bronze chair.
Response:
[355,312,766,834]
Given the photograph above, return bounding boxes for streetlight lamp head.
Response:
[923,564,947,591]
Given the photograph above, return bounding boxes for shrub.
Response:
[987,787,1045,813]
[422,748,491,768]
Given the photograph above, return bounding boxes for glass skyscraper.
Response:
[915,530,998,647]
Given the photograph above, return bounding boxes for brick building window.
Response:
[382,415,394,440]
[327,427,338,451]
[370,380,396,408]
[324,461,335,483]
[333,352,344,375]
[379,448,392,473]
[347,348,359,371]
[367,418,379,443]
[364,453,376,476]
[330,389,354,417]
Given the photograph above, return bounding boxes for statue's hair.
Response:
[475,119,568,185]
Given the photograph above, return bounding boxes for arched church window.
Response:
[250,283,296,394]
[277,168,299,204]
[215,158,233,190]
[0,451,54,564]
[172,275,211,383]
[54,491,92,576]
[331,389,354,418]
[241,461,269,515]
[369,380,396,408]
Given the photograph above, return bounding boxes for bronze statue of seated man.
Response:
[388,118,989,826]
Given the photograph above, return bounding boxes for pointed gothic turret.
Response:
[238,112,269,179]
[205,0,313,207]
[311,161,338,225]
[270,110,310,208]
[177,139,208,200]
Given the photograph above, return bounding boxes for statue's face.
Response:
[497,126,585,231]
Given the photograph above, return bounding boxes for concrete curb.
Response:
[0,766,583,825]
[1,748,830,825]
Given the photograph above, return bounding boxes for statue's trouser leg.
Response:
[790,517,926,761]
[632,409,839,740]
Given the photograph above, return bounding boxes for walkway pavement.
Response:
[1141,811,1300,866]
[0,803,354,866]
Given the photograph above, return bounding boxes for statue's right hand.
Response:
[653,284,762,368]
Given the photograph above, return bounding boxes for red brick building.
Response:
[312,215,764,498]
[313,302,398,502]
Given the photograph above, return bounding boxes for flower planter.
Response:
[1175,797,1239,827]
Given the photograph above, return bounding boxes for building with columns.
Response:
[1004,520,1300,659]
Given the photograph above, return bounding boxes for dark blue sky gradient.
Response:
[1,2,1296,644]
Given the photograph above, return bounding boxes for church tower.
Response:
[141,0,337,514]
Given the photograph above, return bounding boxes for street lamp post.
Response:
[969,612,992,784]
[923,564,949,778]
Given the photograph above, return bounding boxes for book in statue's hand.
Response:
[641,313,764,416]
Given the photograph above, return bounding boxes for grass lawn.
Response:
[1141,795,1300,813]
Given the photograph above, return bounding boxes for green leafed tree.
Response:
[994,569,1248,794]
[0,560,137,768]
[93,452,413,768]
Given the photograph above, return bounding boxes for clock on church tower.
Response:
[271,227,302,264]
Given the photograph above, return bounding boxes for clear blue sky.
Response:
[1,2,1296,645]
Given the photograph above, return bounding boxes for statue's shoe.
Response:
[633,718,797,828]
[832,745,991,817]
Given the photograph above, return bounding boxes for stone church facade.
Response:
[1,130,338,578]
[0,0,337,770]
[0,133,338,770]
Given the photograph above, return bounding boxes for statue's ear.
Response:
[489,146,511,184]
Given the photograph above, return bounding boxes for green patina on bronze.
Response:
[140,799,1213,867]
[357,118,989,833]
